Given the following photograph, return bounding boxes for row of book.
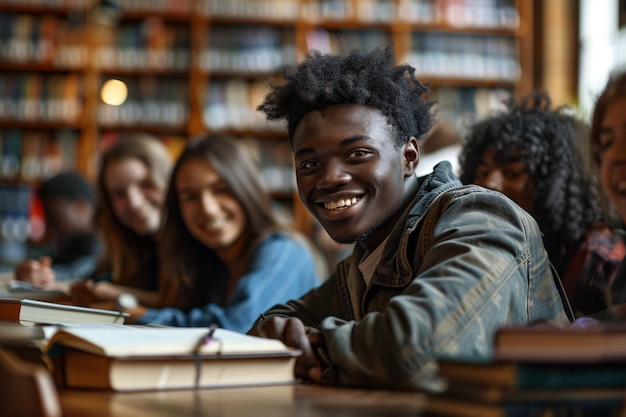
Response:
[434,86,512,137]
[110,0,192,14]
[0,129,68,265]
[305,28,392,57]
[240,137,295,195]
[0,0,95,8]
[203,79,282,132]
[0,73,82,124]
[91,0,520,29]
[1,16,521,78]
[198,0,298,21]
[97,77,188,128]
[199,26,296,73]
[399,0,519,28]
[0,78,512,139]
[406,32,520,82]
[0,184,32,245]
[94,20,190,71]
[0,13,89,68]
[1,0,520,29]
[0,129,77,182]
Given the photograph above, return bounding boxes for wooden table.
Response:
[59,383,426,417]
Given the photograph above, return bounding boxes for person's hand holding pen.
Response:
[14,256,55,288]
[248,316,323,382]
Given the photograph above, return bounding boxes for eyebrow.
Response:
[177,178,226,194]
[295,135,370,158]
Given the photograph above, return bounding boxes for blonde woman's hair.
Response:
[95,133,172,289]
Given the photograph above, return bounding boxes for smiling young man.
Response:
[249,47,570,390]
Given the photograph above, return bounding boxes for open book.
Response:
[45,325,301,391]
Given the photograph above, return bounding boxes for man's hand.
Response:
[14,256,55,288]
[70,279,124,305]
[70,279,97,306]
[249,316,323,381]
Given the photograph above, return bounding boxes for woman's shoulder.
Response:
[258,229,312,251]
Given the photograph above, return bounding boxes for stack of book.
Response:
[426,322,626,416]
[0,297,301,392]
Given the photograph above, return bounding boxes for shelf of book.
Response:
[0,0,535,252]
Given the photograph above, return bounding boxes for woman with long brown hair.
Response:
[125,134,320,332]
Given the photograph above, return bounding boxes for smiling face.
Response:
[598,95,626,223]
[474,147,535,215]
[176,157,248,254]
[104,157,164,236]
[292,104,418,250]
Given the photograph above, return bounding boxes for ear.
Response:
[402,137,420,177]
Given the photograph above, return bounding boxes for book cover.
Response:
[45,326,300,391]
[437,356,626,390]
[0,298,127,326]
[58,348,298,391]
[494,322,626,363]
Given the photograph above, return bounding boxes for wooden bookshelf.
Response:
[0,0,534,241]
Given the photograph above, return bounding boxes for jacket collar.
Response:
[369,161,462,287]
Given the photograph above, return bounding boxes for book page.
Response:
[45,326,294,358]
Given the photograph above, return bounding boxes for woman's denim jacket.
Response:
[252,162,570,390]
[138,232,321,332]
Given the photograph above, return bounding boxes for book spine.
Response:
[517,363,626,389]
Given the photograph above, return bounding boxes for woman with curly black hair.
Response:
[459,91,626,316]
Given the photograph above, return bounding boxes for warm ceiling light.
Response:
[101,79,128,106]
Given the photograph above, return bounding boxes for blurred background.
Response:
[0,0,624,271]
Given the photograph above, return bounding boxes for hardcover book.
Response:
[437,356,626,390]
[45,326,300,391]
[0,298,126,326]
[494,322,626,362]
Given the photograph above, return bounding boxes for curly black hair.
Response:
[459,91,604,267]
[258,47,435,147]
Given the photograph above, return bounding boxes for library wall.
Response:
[0,0,533,268]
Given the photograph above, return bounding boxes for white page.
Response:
[45,326,292,357]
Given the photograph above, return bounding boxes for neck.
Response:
[215,231,253,277]
[360,175,419,252]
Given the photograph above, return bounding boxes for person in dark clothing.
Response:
[248,47,569,390]
[14,171,102,286]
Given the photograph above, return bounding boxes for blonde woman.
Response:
[71,133,172,307]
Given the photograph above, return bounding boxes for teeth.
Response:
[323,197,359,210]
